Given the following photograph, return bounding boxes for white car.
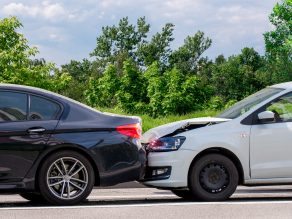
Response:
[141,82,292,201]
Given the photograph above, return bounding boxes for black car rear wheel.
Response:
[189,154,238,201]
[38,151,95,205]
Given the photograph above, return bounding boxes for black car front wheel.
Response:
[38,151,95,205]
[188,154,238,201]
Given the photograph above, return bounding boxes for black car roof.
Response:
[0,83,102,114]
[0,83,61,97]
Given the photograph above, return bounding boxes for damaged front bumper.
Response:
[140,149,197,188]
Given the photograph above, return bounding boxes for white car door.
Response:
[250,92,292,179]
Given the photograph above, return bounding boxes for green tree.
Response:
[90,17,150,73]
[116,59,147,112]
[60,59,93,102]
[212,48,265,101]
[264,0,292,83]
[144,62,166,116]
[137,23,174,67]
[61,59,93,83]
[85,64,120,107]
[215,55,226,65]
[0,16,71,92]
[161,67,212,115]
[169,31,212,74]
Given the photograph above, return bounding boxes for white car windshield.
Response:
[218,87,284,119]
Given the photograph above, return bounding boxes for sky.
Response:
[0,0,279,66]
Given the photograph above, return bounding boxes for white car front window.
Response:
[218,88,284,119]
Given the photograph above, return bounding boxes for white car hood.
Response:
[142,117,231,143]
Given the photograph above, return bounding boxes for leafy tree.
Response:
[85,64,120,107]
[215,55,226,65]
[264,0,291,59]
[212,48,265,101]
[90,17,150,73]
[116,59,147,112]
[61,59,93,82]
[144,62,166,116]
[161,67,212,115]
[264,0,292,83]
[238,48,263,71]
[0,16,71,92]
[169,31,212,74]
[60,59,94,102]
[137,23,174,67]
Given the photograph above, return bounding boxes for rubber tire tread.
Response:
[188,153,238,201]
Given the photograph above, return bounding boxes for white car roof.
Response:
[270,82,292,90]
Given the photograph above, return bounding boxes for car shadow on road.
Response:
[2,196,292,208]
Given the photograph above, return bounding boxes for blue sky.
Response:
[0,0,278,66]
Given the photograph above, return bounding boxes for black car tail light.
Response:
[116,123,142,139]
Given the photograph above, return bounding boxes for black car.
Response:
[0,84,146,205]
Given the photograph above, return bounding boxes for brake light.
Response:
[116,123,142,139]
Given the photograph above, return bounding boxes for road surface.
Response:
[1,184,292,219]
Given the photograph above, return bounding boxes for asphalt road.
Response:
[2,184,292,219]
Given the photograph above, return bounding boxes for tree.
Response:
[211,48,265,101]
[61,59,93,83]
[215,55,226,65]
[90,17,150,73]
[264,0,292,83]
[238,48,263,71]
[264,0,291,59]
[161,67,212,115]
[137,23,174,67]
[0,16,71,92]
[144,62,166,116]
[60,59,93,102]
[169,31,212,74]
[116,59,147,112]
[85,64,120,107]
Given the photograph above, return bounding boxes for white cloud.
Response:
[42,1,66,20]
[2,1,81,22]
[2,3,39,17]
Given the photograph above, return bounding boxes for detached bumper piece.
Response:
[141,166,172,181]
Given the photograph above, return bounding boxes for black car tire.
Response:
[171,189,195,200]
[38,151,95,205]
[189,154,238,201]
[20,193,45,203]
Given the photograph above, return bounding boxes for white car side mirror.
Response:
[258,111,275,122]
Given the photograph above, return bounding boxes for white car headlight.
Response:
[147,136,186,152]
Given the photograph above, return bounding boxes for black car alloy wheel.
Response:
[46,157,89,200]
[38,151,95,205]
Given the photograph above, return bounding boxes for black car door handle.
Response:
[27,127,46,134]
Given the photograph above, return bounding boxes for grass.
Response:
[97,107,220,132]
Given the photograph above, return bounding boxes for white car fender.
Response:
[179,119,251,180]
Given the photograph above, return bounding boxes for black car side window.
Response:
[29,95,61,120]
[0,91,28,121]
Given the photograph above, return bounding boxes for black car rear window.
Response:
[29,95,61,120]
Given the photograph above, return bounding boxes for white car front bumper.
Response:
[142,149,197,188]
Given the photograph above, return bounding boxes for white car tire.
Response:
[189,154,238,201]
